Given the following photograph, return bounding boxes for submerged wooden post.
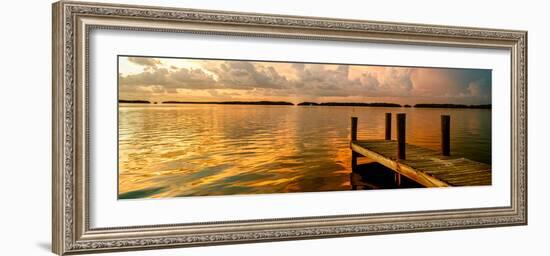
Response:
[385,113,392,140]
[396,113,406,160]
[441,115,450,156]
[351,117,358,172]
[395,171,402,187]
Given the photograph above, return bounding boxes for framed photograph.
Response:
[52,1,527,255]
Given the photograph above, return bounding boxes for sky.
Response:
[118,56,492,105]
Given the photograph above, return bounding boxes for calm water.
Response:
[118,104,491,198]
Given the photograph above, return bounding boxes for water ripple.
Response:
[119,104,491,198]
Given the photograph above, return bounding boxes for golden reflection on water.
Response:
[118,104,491,199]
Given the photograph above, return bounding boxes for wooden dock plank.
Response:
[351,140,491,187]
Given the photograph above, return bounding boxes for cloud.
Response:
[467,79,491,99]
[127,57,161,68]
[290,64,414,98]
[291,64,358,96]
[120,67,219,93]
[119,57,491,104]
[205,61,290,90]
[120,60,295,96]
[359,67,414,96]
[409,68,491,103]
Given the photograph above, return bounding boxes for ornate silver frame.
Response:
[52,1,527,255]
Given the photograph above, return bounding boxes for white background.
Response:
[91,29,510,227]
[0,0,547,255]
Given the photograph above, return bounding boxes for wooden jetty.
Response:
[350,114,491,188]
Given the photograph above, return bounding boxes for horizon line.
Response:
[118,99,492,108]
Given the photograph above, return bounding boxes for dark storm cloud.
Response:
[409,68,492,103]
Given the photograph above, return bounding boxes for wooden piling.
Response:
[441,115,450,156]
[395,172,401,187]
[351,117,358,172]
[385,113,392,140]
[396,113,406,160]
[351,117,358,141]
[350,114,490,187]
[350,140,491,187]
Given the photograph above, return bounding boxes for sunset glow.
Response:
[118,55,492,198]
[118,56,492,105]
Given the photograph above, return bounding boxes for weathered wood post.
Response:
[395,113,406,187]
[441,115,450,156]
[385,113,392,140]
[351,117,358,172]
[396,113,406,160]
[351,117,358,141]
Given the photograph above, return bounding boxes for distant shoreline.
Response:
[162,101,294,106]
[413,104,491,109]
[119,100,151,104]
[119,100,491,109]
[297,102,401,107]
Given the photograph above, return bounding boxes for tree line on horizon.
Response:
[118,99,491,109]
